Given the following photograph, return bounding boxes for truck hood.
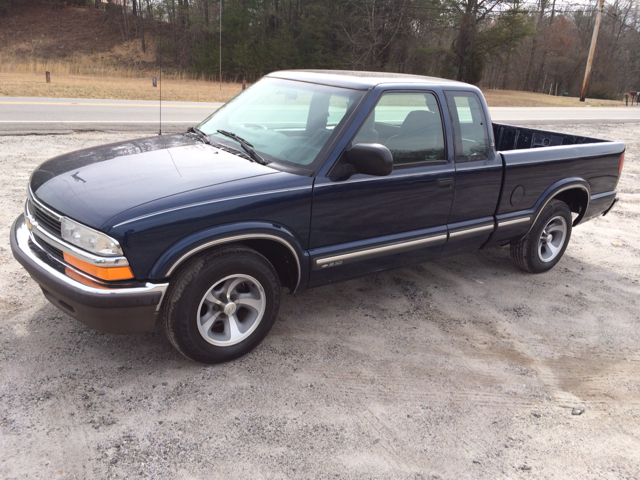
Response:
[30,134,279,228]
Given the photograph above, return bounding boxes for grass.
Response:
[0,71,626,107]
[0,72,243,103]
[482,88,623,107]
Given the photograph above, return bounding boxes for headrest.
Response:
[401,110,438,135]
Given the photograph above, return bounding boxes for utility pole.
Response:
[580,0,605,102]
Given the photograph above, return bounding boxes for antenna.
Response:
[159,33,162,136]
[219,0,222,90]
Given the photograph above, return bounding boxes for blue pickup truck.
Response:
[11,70,625,363]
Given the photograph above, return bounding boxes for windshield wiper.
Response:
[216,130,269,165]
[187,126,212,146]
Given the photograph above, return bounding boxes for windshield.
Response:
[198,77,366,169]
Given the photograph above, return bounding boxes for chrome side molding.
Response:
[448,224,494,240]
[165,234,302,292]
[497,216,531,228]
[526,184,590,234]
[314,234,447,269]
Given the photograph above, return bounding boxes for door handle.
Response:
[438,178,454,189]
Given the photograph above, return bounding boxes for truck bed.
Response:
[492,123,607,151]
[487,123,625,248]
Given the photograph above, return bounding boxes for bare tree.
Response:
[338,0,407,70]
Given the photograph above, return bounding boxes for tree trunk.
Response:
[523,0,547,91]
[454,0,478,83]
[533,0,556,92]
[171,0,178,63]
[502,52,511,90]
[122,0,129,41]
[139,3,145,52]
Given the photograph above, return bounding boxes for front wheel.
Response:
[163,245,281,363]
[510,199,573,273]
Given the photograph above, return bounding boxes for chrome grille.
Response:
[28,198,62,237]
[37,236,65,260]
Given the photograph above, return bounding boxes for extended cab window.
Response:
[352,92,445,166]
[444,91,489,162]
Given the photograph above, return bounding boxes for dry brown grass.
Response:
[482,88,624,107]
[0,72,243,103]
[0,48,153,78]
[0,42,210,80]
[0,72,628,106]
[1,56,143,79]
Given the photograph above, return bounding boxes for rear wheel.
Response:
[163,245,280,363]
[510,200,572,273]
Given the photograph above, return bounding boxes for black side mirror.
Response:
[345,143,393,177]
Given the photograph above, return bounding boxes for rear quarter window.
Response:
[445,91,490,163]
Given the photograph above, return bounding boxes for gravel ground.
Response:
[0,125,639,479]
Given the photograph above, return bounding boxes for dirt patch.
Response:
[0,124,639,478]
[0,4,124,61]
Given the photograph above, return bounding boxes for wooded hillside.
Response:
[2,0,640,99]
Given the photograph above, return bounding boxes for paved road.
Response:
[489,106,640,125]
[0,97,223,134]
[1,97,640,134]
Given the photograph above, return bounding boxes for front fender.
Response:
[148,221,309,289]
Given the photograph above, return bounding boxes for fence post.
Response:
[45,71,51,83]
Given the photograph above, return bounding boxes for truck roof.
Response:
[266,69,469,90]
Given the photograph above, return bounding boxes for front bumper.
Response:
[10,214,168,334]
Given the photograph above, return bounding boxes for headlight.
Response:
[61,217,123,256]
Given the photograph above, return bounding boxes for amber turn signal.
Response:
[63,253,134,281]
[619,152,625,173]
[65,268,109,289]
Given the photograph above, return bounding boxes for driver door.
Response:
[308,90,455,287]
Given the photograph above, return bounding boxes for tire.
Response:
[510,199,572,273]
[163,245,281,364]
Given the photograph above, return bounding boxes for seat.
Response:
[353,111,379,144]
[385,110,444,164]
